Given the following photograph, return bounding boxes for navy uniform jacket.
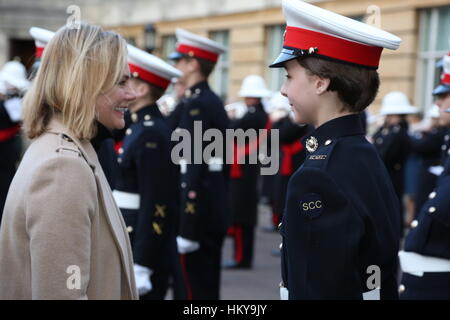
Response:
[173,81,230,240]
[280,114,400,300]
[404,173,450,260]
[438,129,450,181]
[115,104,178,271]
[372,122,411,201]
[230,103,268,226]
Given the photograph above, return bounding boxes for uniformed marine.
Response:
[169,28,230,299]
[399,51,450,299]
[270,0,402,300]
[113,44,183,299]
[225,75,271,269]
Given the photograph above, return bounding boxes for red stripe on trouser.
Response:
[272,213,280,227]
[179,254,193,300]
[233,225,243,264]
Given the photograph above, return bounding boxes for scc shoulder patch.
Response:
[299,193,323,219]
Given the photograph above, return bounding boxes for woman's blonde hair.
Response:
[23,23,128,139]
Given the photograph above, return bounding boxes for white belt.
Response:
[279,286,380,300]
[112,190,140,210]
[399,250,450,277]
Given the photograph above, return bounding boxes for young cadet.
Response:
[112,45,182,299]
[169,29,230,299]
[225,75,271,269]
[399,51,450,299]
[269,0,402,300]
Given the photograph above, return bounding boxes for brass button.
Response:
[428,206,436,213]
[126,128,132,135]
[181,182,187,188]
[399,284,405,293]
[144,115,151,121]
[324,139,332,146]
[118,148,124,154]
[410,220,418,228]
[429,191,436,199]
[126,226,133,233]
[131,113,138,123]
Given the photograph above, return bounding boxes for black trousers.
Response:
[230,224,255,267]
[179,232,224,300]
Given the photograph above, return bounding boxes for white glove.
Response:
[177,236,200,254]
[280,287,289,300]
[133,264,153,296]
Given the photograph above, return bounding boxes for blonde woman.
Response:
[0,23,138,299]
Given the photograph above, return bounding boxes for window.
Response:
[161,34,177,63]
[265,25,286,92]
[416,6,450,111]
[209,30,230,102]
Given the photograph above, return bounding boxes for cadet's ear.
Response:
[188,58,201,73]
[315,76,330,95]
[134,81,151,99]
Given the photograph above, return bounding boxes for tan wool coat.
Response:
[0,117,138,300]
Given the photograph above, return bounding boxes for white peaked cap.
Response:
[270,0,401,69]
[29,27,55,58]
[433,52,450,96]
[380,91,419,116]
[169,28,227,63]
[127,44,182,89]
[239,75,272,98]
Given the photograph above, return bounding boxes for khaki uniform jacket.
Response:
[0,117,138,299]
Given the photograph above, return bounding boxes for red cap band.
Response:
[284,26,383,68]
[129,63,171,89]
[177,44,219,63]
[442,73,450,86]
[36,46,44,58]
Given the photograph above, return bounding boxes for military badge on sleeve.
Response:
[299,193,323,219]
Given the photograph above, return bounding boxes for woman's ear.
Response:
[315,77,330,95]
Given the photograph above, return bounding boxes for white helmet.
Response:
[0,60,31,92]
[379,91,418,116]
[238,75,272,98]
